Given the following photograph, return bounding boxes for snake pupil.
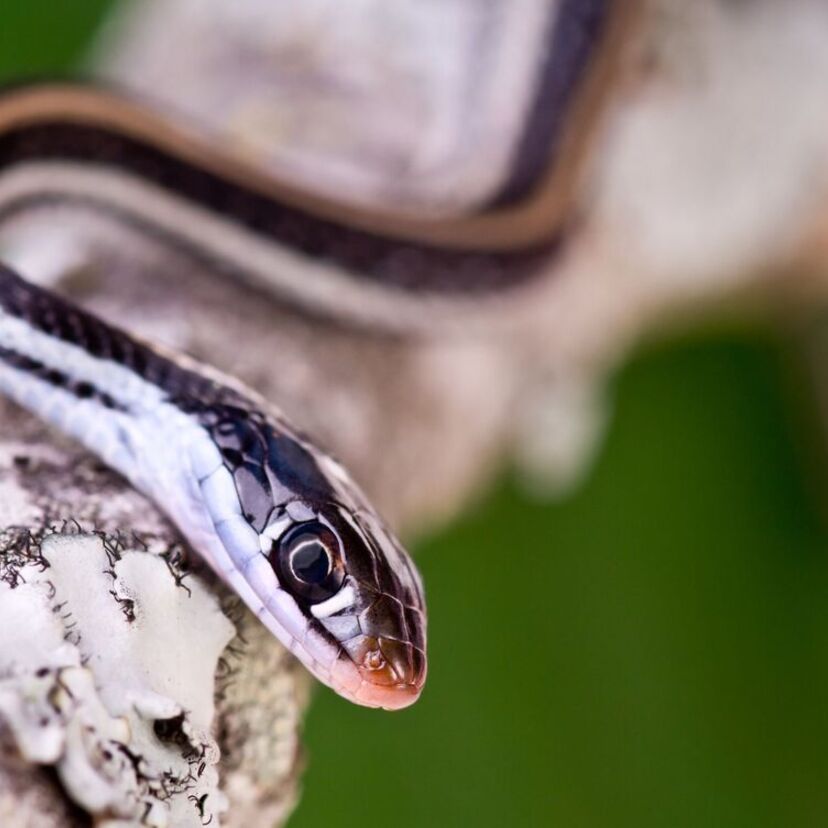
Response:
[290,539,330,584]
[275,521,340,593]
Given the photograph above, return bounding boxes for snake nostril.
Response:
[343,636,425,708]
[344,633,425,694]
[352,636,410,686]
[364,649,386,672]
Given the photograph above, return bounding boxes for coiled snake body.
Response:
[0,0,629,709]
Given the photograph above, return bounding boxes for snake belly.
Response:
[0,262,426,709]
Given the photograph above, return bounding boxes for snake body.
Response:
[0,0,629,708]
[0,261,426,708]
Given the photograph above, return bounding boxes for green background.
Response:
[5,5,828,826]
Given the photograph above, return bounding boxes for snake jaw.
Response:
[333,634,426,710]
[352,671,424,711]
[331,664,423,711]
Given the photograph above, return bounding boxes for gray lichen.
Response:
[0,412,309,827]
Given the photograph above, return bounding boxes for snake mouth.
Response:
[353,678,422,711]
[332,636,426,710]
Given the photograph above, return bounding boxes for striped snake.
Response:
[0,1,629,709]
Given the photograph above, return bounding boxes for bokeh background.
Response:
[4,4,828,827]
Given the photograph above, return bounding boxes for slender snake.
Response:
[0,0,629,709]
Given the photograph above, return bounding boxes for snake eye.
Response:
[270,521,344,602]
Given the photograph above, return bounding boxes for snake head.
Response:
[194,404,427,708]
[260,499,427,709]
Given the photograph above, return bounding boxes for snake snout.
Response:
[346,636,426,710]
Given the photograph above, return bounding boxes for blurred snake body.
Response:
[0,0,629,709]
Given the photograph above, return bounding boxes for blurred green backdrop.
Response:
[4,4,828,826]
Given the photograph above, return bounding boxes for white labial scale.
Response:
[188,528,335,693]
[301,626,336,671]
[238,574,336,686]
[214,515,261,570]
[152,419,248,580]
[265,590,309,645]
[187,428,224,481]
[240,551,278,597]
[198,465,243,525]
[318,611,360,643]
[215,515,339,681]
[195,460,282,603]
[330,657,362,697]
[310,584,355,619]
[259,512,293,551]
[169,460,283,640]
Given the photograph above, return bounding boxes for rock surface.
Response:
[0,417,309,827]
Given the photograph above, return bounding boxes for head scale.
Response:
[204,406,427,710]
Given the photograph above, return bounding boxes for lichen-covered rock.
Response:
[0,527,233,826]
[0,414,309,827]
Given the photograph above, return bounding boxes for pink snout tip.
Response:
[332,636,426,710]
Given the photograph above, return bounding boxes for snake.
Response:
[0,1,630,709]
